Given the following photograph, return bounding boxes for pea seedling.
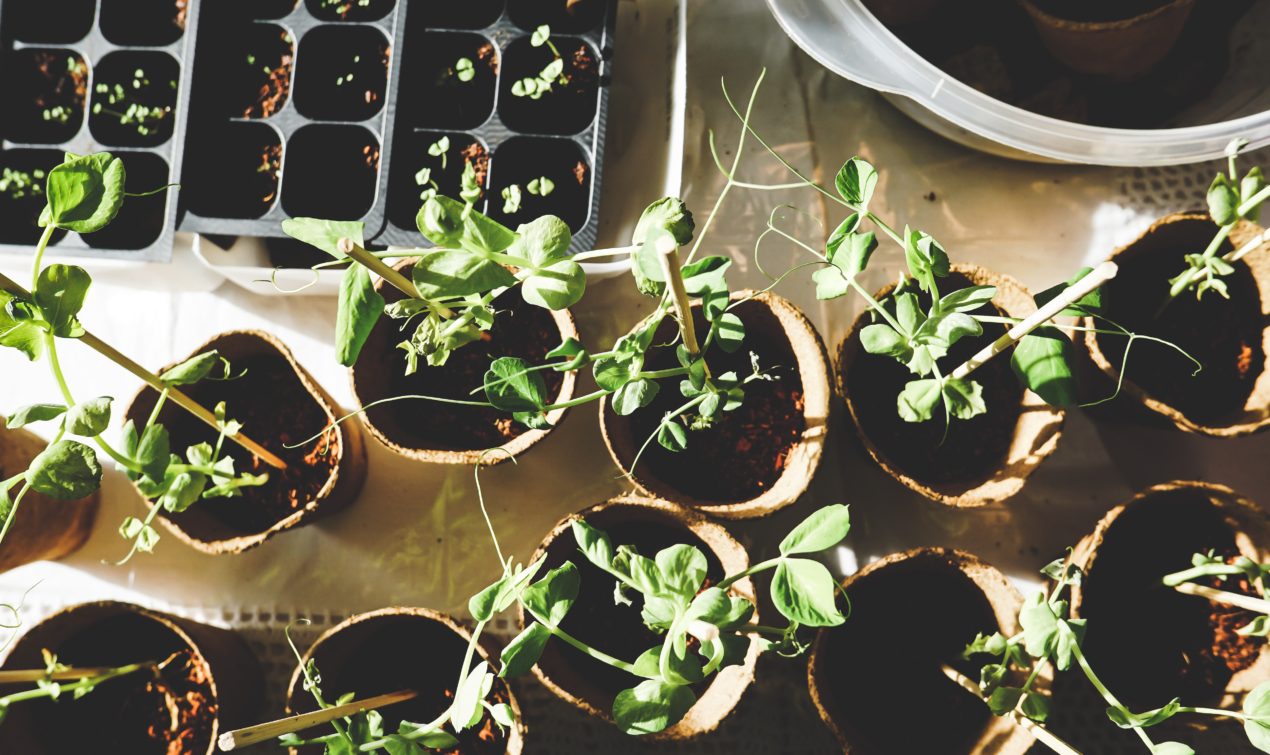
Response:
[91,68,175,139]
[1162,552,1270,636]
[0,152,274,563]
[511,25,568,100]
[0,649,163,726]
[961,559,1270,754]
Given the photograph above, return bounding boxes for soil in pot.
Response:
[191,21,293,119]
[815,553,998,754]
[1079,488,1266,708]
[293,25,389,121]
[400,30,498,131]
[358,279,563,451]
[508,0,607,34]
[497,35,600,136]
[487,136,590,233]
[280,124,379,219]
[99,0,187,47]
[4,0,95,43]
[621,299,805,504]
[184,124,281,219]
[88,50,180,148]
[388,131,488,233]
[0,148,68,246]
[418,1,505,30]
[1093,218,1264,426]
[305,0,396,22]
[288,613,510,755]
[137,350,339,535]
[2,48,87,145]
[844,274,1024,487]
[4,611,217,755]
[83,151,169,250]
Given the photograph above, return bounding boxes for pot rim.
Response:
[1018,0,1195,32]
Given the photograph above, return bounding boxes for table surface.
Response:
[2,1,1268,752]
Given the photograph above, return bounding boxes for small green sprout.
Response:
[427,136,450,170]
[527,177,555,197]
[501,184,523,215]
[455,57,475,83]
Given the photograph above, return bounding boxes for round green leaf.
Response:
[770,558,845,627]
[611,680,696,736]
[41,152,126,233]
[779,504,851,556]
[28,440,101,499]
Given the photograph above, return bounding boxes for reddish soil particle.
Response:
[477,42,499,75]
[1190,569,1265,686]
[244,53,292,119]
[141,650,216,755]
[34,51,87,111]
[572,160,587,186]
[363,143,381,171]
[174,0,188,31]
[462,141,490,191]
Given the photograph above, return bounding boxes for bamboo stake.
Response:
[337,238,420,299]
[0,272,287,470]
[655,234,703,358]
[217,689,418,751]
[1174,582,1270,614]
[941,664,1082,755]
[0,667,115,683]
[1227,227,1270,265]
[950,261,1118,381]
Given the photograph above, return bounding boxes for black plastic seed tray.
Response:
[177,0,617,262]
[0,0,196,262]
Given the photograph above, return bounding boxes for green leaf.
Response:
[0,292,45,360]
[1208,174,1239,226]
[280,218,365,259]
[159,351,223,386]
[633,197,695,246]
[630,647,663,679]
[159,471,207,513]
[834,158,878,208]
[1012,327,1077,407]
[490,702,515,729]
[136,424,171,481]
[1020,692,1050,723]
[928,311,981,347]
[572,520,614,568]
[65,396,112,436]
[1106,698,1182,729]
[417,195,464,246]
[336,265,385,367]
[1020,592,1059,659]
[412,249,517,298]
[612,379,659,416]
[710,312,745,353]
[987,686,1023,716]
[469,559,545,621]
[779,504,851,555]
[942,377,986,420]
[119,516,158,553]
[34,264,91,338]
[903,227,949,293]
[611,680,696,736]
[770,558,845,627]
[657,421,687,452]
[936,285,996,314]
[897,378,942,423]
[1035,268,1103,316]
[500,622,550,678]
[1151,743,1195,755]
[511,215,572,263]
[397,722,459,750]
[522,259,585,310]
[6,403,66,429]
[40,152,125,233]
[450,662,493,732]
[655,544,708,597]
[522,562,580,625]
[27,440,101,499]
[812,266,851,301]
[680,256,731,298]
[1243,681,1270,752]
[825,213,861,256]
[828,229,878,280]
[484,357,548,413]
[593,356,637,392]
[860,323,913,363]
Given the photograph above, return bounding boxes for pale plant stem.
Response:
[940,664,1082,755]
[1173,582,1270,614]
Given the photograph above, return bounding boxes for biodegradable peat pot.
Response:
[124,330,367,554]
[0,600,263,755]
[0,423,98,572]
[285,607,524,755]
[1068,481,1270,710]
[1018,0,1196,79]
[809,548,1031,755]
[835,265,1064,507]
[1084,213,1270,436]
[600,291,831,519]
[351,261,579,465]
[519,496,761,739]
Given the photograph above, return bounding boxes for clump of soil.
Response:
[5,50,88,143]
[358,280,564,451]
[845,276,1024,486]
[623,300,805,504]
[244,49,292,119]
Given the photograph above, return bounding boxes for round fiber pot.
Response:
[284,607,524,755]
[124,330,367,554]
[600,290,831,519]
[0,423,98,572]
[1068,481,1270,710]
[351,261,579,465]
[1083,213,1270,436]
[835,265,1064,507]
[0,600,263,755]
[519,496,760,739]
[1018,0,1195,79]
[809,548,1030,755]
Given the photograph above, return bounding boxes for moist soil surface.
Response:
[882,0,1256,128]
[1093,222,1265,425]
[359,279,564,451]
[18,613,216,755]
[290,614,509,755]
[388,133,488,232]
[4,50,87,144]
[538,515,725,704]
[622,299,805,504]
[509,0,606,33]
[845,276,1024,487]
[293,26,389,121]
[184,126,281,219]
[100,0,187,46]
[819,553,997,754]
[159,351,339,535]
[402,31,497,130]
[487,137,590,232]
[1079,488,1266,708]
[280,126,380,219]
[498,37,600,135]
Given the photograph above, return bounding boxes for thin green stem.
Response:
[1162,563,1245,587]
[716,557,782,592]
[526,607,635,673]
[635,367,690,381]
[30,225,55,292]
[0,481,33,548]
[541,389,608,412]
[0,661,152,708]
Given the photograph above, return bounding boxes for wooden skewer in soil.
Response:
[1172,581,1270,615]
[940,664,1082,755]
[216,688,418,751]
[0,667,116,683]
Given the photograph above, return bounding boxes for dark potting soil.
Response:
[99,0,187,46]
[401,30,498,131]
[418,0,505,29]
[508,0,607,34]
[88,51,180,148]
[1080,488,1266,708]
[360,281,565,451]
[388,133,489,232]
[159,352,339,534]
[0,149,68,246]
[184,126,282,219]
[293,25,390,121]
[305,0,396,22]
[622,299,805,504]
[883,0,1256,128]
[1093,220,1264,425]
[819,553,997,754]
[23,613,216,755]
[280,125,380,220]
[3,49,88,144]
[290,614,509,755]
[497,36,600,135]
[845,276,1024,486]
[538,515,726,704]
[4,0,96,44]
[487,136,590,232]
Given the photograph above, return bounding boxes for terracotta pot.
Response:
[350,261,579,465]
[124,330,367,554]
[519,496,760,739]
[809,548,1031,754]
[600,290,831,519]
[835,265,1065,507]
[861,0,947,26]
[0,423,98,572]
[284,607,524,755]
[0,600,263,755]
[1068,481,1270,710]
[1083,213,1270,436]
[1018,0,1195,79]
